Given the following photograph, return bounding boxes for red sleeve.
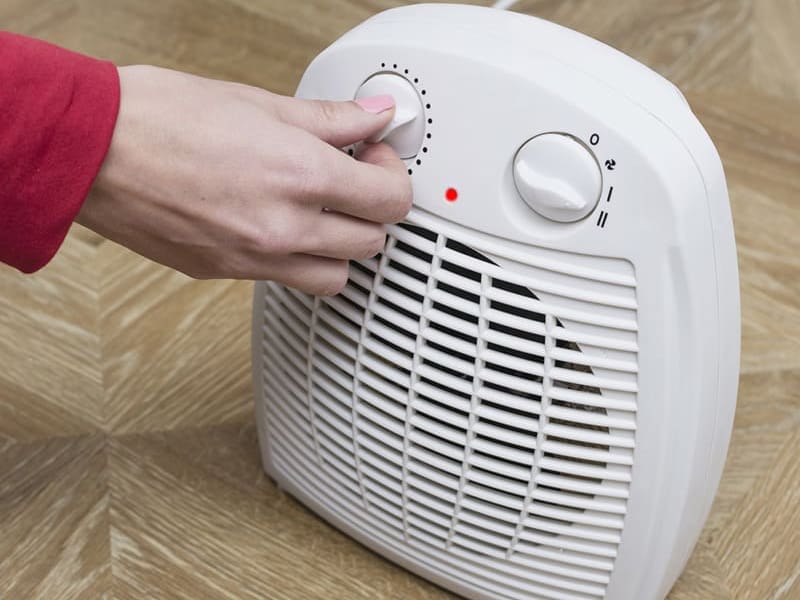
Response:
[0,32,120,273]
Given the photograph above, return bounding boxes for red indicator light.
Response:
[445,187,458,202]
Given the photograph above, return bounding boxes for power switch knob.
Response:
[355,74,425,159]
[513,134,602,222]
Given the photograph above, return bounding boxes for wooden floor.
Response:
[2,0,799,598]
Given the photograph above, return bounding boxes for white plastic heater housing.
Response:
[252,5,740,600]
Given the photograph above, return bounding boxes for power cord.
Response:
[491,0,520,9]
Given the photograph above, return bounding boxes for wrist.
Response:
[79,65,147,231]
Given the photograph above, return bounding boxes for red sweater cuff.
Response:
[0,32,120,273]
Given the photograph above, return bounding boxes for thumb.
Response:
[277,95,396,148]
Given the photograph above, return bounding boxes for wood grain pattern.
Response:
[1,0,799,598]
[97,244,253,434]
[752,0,800,100]
[714,429,800,599]
[0,231,104,444]
[0,434,110,599]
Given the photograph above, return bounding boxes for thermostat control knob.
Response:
[355,73,425,159]
[513,133,602,222]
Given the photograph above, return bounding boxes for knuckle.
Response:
[358,227,387,259]
[233,82,273,108]
[244,210,302,257]
[313,100,344,129]
[387,175,413,222]
[319,263,350,296]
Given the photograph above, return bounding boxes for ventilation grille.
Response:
[258,220,638,600]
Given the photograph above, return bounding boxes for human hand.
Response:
[78,65,412,295]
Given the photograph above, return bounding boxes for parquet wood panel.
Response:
[0,434,110,599]
[2,1,799,598]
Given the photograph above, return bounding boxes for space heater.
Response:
[251,5,740,599]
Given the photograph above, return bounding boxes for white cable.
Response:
[491,0,520,9]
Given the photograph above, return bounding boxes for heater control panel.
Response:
[512,133,602,222]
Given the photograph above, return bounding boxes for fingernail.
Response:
[356,94,395,114]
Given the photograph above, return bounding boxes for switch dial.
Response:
[355,73,425,159]
[513,133,602,222]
